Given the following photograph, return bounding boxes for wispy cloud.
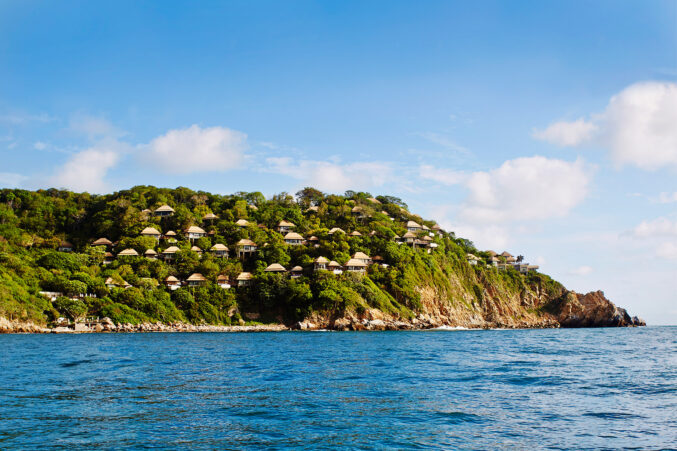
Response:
[0,112,54,125]
[0,172,27,188]
[415,131,469,154]
[265,157,392,193]
[568,265,594,276]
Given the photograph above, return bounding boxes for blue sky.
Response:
[1,1,676,324]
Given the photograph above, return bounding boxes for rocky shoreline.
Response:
[0,289,644,334]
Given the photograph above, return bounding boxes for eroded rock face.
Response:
[551,291,645,328]
[0,317,50,333]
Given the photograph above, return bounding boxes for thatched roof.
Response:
[92,237,113,246]
[308,236,319,241]
[406,220,421,229]
[162,246,180,254]
[237,238,257,246]
[350,231,362,236]
[422,235,433,241]
[185,225,206,234]
[236,219,250,226]
[144,249,157,255]
[314,256,329,263]
[217,274,229,282]
[187,273,206,282]
[344,258,367,267]
[165,230,177,236]
[328,260,341,268]
[328,227,345,235]
[155,205,174,213]
[191,246,203,252]
[290,266,303,272]
[211,243,229,251]
[118,248,139,256]
[165,276,179,283]
[202,213,219,220]
[237,272,253,281]
[140,227,161,236]
[264,263,286,272]
[431,224,441,231]
[500,251,513,258]
[284,232,304,240]
[353,251,370,260]
[278,220,296,227]
[506,256,516,263]
[403,231,416,238]
[106,277,129,287]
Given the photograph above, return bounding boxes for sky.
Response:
[0,1,676,324]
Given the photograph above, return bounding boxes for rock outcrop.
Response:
[0,317,50,333]
[548,290,645,327]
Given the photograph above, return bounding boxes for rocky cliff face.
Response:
[297,281,644,331]
[547,290,645,327]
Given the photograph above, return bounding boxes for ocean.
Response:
[1,327,675,449]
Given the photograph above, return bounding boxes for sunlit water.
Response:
[1,327,675,449]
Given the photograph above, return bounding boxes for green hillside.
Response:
[0,185,563,328]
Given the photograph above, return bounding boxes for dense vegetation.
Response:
[0,186,562,326]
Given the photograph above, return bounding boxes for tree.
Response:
[54,296,87,321]
[295,187,324,208]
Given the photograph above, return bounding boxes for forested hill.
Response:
[0,186,643,331]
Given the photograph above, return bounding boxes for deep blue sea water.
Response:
[1,327,676,450]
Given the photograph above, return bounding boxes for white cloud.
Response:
[568,265,594,276]
[422,156,591,250]
[0,172,27,188]
[69,114,125,139]
[603,82,677,169]
[632,217,677,238]
[143,125,247,174]
[50,144,122,193]
[418,165,466,185]
[458,156,590,223]
[534,81,677,170]
[629,217,677,261]
[532,118,598,147]
[416,132,469,154]
[656,242,677,259]
[0,112,54,124]
[654,192,677,204]
[266,157,392,193]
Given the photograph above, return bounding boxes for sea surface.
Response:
[1,327,675,450]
